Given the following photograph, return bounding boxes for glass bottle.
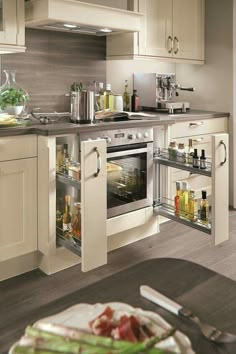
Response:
[175,181,182,216]
[62,143,70,175]
[104,83,114,111]
[200,190,209,225]
[193,148,200,168]
[188,190,197,222]
[131,89,139,112]
[0,70,29,116]
[98,82,104,111]
[63,195,72,233]
[123,80,130,111]
[93,80,100,112]
[71,202,82,240]
[187,139,194,165]
[180,181,188,217]
[200,149,207,169]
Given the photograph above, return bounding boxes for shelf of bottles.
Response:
[56,140,82,256]
[154,148,212,177]
[154,197,211,235]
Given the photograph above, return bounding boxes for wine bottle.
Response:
[63,195,72,232]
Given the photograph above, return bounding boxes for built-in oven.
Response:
[80,127,153,218]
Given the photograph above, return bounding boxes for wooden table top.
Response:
[2,258,236,354]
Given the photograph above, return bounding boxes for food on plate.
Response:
[12,322,176,354]
[89,306,155,342]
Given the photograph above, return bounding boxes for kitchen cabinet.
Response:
[38,135,107,274]
[107,0,205,63]
[0,0,25,54]
[0,136,37,262]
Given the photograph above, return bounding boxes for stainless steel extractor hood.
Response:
[25,0,143,35]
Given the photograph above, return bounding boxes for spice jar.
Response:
[177,143,186,163]
[168,141,178,161]
[71,202,81,239]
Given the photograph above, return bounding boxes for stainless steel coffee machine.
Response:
[133,73,195,114]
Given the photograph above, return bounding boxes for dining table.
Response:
[4,258,236,354]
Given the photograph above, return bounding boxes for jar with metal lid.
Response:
[68,161,81,180]
[168,141,178,161]
[71,202,81,239]
[177,143,186,163]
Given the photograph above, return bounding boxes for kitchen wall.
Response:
[1,28,106,112]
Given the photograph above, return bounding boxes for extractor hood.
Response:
[25,0,143,35]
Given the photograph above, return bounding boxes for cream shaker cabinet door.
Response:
[0,158,37,262]
[138,0,173,57]
[173,0,205,61]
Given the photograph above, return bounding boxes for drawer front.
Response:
[171,117,228,139]
[0,135,37,161]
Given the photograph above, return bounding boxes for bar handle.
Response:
[189,121,204,127]
[94,147,101,177]
[167,35,173,53]
[220,140,227,166]
[174,36,179,54]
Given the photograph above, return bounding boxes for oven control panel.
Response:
[80,127,153,147]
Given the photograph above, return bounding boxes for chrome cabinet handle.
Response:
[220,140,227,166]
[189,121,204,127]
[167,35,173,53]
[94,147,101,177]
[174,36,179,54]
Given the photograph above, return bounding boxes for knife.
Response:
[140,285,236,343]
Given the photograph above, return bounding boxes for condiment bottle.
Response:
[200,190,209,225]
[177,143,186,163]
[131,89,139,112]
[200,149,207,169]
[63,195,72,233]
[123,80,130,111]
[168,141,178,161]
[180,181,188,217]
[193,148,200,168]
[187,139,194,165]
[188,190,197,222]
[98,82,104,111]
[104,83,114,111]
[71,202,81,239]
[62,143,70,175]
[175,181,182,216]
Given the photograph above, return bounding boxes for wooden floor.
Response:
[1,210,236,353]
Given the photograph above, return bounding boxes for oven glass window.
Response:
[107,152,147,209]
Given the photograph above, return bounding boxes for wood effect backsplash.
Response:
[1,28,106,113]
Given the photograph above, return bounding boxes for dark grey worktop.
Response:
[0,110,229,137]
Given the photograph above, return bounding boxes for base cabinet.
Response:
[0,158,37,262]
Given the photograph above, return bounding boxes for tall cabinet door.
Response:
[0,158,37,261]
[138,0,173,57]
[173,0,205,60]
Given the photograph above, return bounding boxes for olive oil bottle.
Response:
[188,190,197,222]
[200,190,209,225]
[175,181,182,216]
[63,195,72,233]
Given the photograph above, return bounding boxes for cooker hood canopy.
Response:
[25,0,143,35]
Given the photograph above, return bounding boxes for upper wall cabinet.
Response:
[0,0,25,54]
[107,0,205,63]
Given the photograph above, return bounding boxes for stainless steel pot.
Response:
[70,90,94,124]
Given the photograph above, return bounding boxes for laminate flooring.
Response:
[1,210,236,353]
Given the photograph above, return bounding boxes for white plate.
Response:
[9,302,195,354]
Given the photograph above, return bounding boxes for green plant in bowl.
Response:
[0,87,29,115]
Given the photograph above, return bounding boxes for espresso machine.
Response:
[133,73,195,114]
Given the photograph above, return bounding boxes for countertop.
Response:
[0,110,230,137]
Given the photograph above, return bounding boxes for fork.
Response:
[140,285,236,343]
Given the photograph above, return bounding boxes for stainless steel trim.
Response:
[107,147,149,159]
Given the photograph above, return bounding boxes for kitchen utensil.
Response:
[70,90,94,124]
[140,285,236,344]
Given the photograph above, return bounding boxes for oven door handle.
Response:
[107,147,150,159]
